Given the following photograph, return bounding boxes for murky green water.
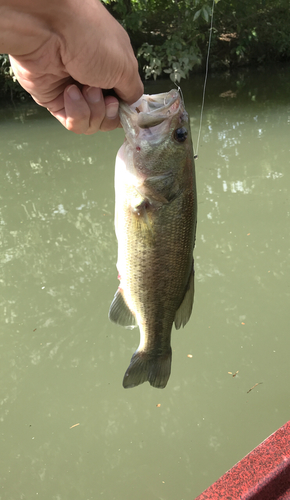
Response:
[0,65,289,500]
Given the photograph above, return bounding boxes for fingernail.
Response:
[86,87,101,103]
[106,102,119,119]
[67,85,81,101]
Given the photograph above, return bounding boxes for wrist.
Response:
[0,0,83,55]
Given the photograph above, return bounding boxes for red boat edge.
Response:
[195,420,290,500]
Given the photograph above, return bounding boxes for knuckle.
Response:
[65,119,86,134]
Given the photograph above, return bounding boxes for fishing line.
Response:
[174,82,184,105]
[194,0,215,159]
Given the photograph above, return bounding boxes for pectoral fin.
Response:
[137,172,180,205]
[109,289,137,329]
[174,263,195,330]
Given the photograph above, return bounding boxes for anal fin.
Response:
[108,289,137,329]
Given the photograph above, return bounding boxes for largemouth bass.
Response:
[109,89,197,389]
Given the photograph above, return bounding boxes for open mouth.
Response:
[121,90,181,129]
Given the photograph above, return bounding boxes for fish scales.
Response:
[109,89,197,389]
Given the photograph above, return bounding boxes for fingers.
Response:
[84,86,120,133]
[50,85,120,134]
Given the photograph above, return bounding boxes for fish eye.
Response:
[174,127,188,143]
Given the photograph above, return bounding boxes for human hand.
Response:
[3,0,143,134]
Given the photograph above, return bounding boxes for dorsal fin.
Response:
[174,263,195,329]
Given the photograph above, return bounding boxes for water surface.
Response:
[0,65,290,499]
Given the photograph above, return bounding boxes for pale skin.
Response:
[0,0,144,134]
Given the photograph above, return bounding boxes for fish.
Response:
[109,89,197,389]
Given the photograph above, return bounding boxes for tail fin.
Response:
[123,349,172,389]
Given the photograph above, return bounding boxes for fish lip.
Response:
[127,89,180,114]
[136,89,181,129]
[119,89,183,136]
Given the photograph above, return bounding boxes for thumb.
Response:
[113,62,144,105]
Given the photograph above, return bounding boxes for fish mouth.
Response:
[119,89,185,141]
[133,89,181,129]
